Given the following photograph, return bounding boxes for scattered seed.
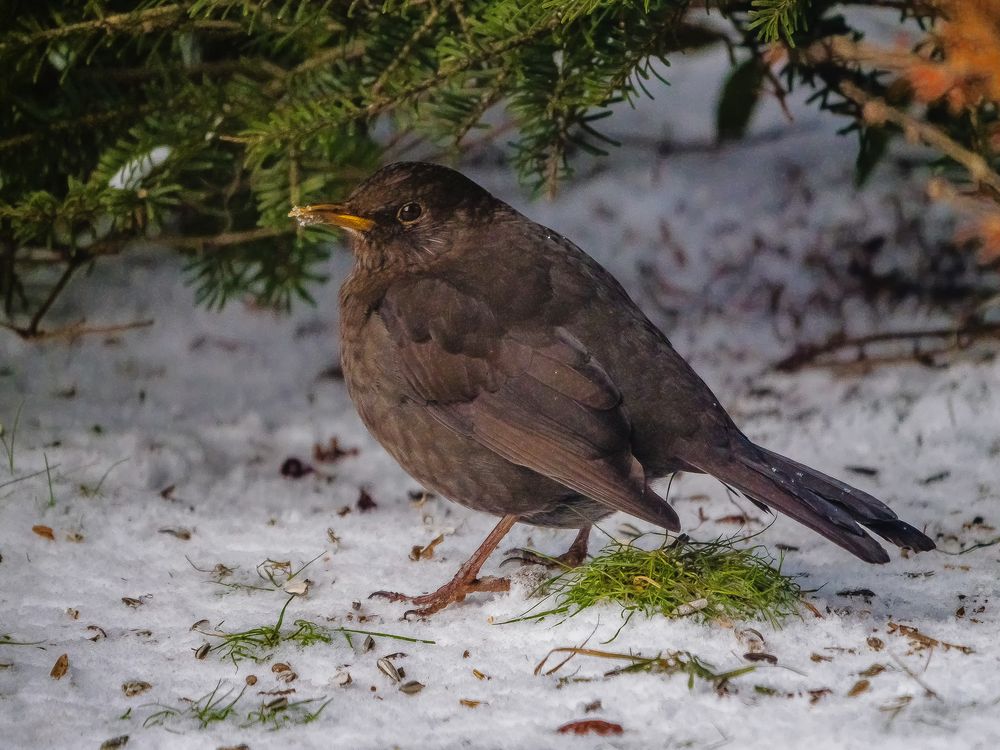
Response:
[859,664,886,678]
[399,680,424,694]
[313,437,359,463]
[99,736,129,750]
[327,528,341,544]
[463,650,470,659]
[218,745,250,750]
[743,653,777,664]
[157,527,192,540]
[584,700,602,713]
[87,625,107,641]
[887,621,973,654]
[32,525,55,541]
[362,635,375,653]
[335,671,352,687]
[867,636,884,651]
[357,489,377,512]
[195,643,210,660]
[50,653,69,679]
[284,579,311,596]
[121,597,143,608]
[65,531,84,542]
[264,696,288,710]
[280,457,313,478]
[459,698,481,708]
[670,597,711,617]
[837,588,876,599]
[808,688,832,704]
[66,608,79,620]
[377,657,401,683]
[337,506,351,517]
[920,470,950,485]
[557,719,624,736]
[246,674,258,686]
[848,679,871,697]
[190,619,210,631]
[122,681,152,697]
[810,653,832,663]
[472,669,489,681]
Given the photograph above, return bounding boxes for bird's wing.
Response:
[377,276,679,529]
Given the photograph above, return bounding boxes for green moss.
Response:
[523,533,802,627]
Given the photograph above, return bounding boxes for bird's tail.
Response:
[681,441,935,563]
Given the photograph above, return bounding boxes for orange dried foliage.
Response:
[913,0,1000,108]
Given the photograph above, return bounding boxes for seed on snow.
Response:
[377,657,401,682]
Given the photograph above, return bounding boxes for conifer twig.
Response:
[837,80,1000,196]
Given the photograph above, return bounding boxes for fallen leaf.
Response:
[859,664,886,678]
[557,719,624,736]
[50,653,69,679]
[847,679,870,697]
[32,525,55,541]
[122,681,152,697]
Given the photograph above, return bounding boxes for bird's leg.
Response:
[502,525,591,569]
[369,514,518,617]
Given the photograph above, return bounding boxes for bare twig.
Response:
[840,81,1000,196]
[774,321,1000,371]
[1,318,154,342]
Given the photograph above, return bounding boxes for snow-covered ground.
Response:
[2,43,999,750]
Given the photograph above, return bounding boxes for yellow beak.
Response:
[288,204,375,233]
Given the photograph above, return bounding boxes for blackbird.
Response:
[290,161,935,616]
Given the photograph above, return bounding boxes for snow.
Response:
[3,44,1000,750]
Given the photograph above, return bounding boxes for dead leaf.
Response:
[847,679,870,697]
[887,621,973,654]
[313,437,359,463]
[50,653,69,679]
[557,719,624,736]
[409,533,445,561]
[859,664,886,678]
[122,681,152,697]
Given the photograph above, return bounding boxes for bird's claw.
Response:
[368,589,414,603]
[501,546,584,570]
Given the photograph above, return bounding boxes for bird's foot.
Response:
[501,526,591,570]
[501,547,586,570]
[369,575,510,617]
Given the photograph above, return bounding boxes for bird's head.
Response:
[289,162,503,271]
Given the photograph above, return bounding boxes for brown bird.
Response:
[290,162,935,616]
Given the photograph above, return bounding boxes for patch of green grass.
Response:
[518,533,801,628]
[143,680,247,729]
[244,696,333,730]
[79,457,129,498]
[141,680,333,732]
[200,595,435,666]
[535,646,755,689]
[0,400,24,474]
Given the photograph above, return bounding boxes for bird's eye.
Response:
[396,202,422,223]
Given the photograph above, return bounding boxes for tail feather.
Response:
[683,441,935,563]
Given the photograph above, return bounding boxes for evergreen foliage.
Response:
[1,0,992,337]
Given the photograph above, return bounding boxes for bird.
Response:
[289,161,935,616]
